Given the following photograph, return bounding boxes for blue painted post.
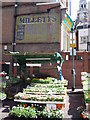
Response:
[60,68,62,81]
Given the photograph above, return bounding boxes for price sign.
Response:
[46,104,56,111]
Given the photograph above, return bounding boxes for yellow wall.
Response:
[15,13,60,43]
[64,23,70,51]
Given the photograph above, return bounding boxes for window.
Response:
[88,44,90,51]
[4,45,7,51]
[83,37,87,43]
[77,25,83,29]
[66,55,68,60]
[80,36,87,44]
[81,4,83,8]
[84,4,86,8]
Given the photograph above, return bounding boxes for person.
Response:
[57,66,62,80]
[54,52,64,80]
[54,52,64,67]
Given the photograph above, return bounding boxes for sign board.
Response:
[64,14,74,31]
[46,103,56,110]
[70,43,75,48]
[70,38,74,41]
[15,13,59,43]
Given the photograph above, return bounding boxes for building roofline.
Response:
[36,2,60,6]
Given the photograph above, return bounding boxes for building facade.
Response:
[2,1,64,77]
[75,0,90,51]
[56,0,71,15]
[2,1,90,89]
[60,0,71,52]
[76,0,88,24]
[88,1,90,22]
[76,23,90,51]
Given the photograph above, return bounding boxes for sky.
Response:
[71,0,90,21]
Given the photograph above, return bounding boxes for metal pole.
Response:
[72,29,75,91]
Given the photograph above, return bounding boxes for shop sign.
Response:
[64,14,74,31]
[15,13,59,43]
[18,16,57,24]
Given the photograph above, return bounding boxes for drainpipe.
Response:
[12,0,18,76]
[13,0,18,52]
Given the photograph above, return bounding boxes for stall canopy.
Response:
[9,52,64,65]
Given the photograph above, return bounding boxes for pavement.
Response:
[63,89,84,120]
[0,89,86,120]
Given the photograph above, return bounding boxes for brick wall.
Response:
[39,62,58,78]
[2,2,61,52]
[26,51,90,89]
[2,6,14,43]
[7,51,90,89]
[61,51,90,89]
[15,43,60,53]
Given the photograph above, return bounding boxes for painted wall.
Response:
[16,14,60,43]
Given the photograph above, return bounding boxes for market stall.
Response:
[77,72,90,119]
[8,52,68,119]
[9,77,68,119]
